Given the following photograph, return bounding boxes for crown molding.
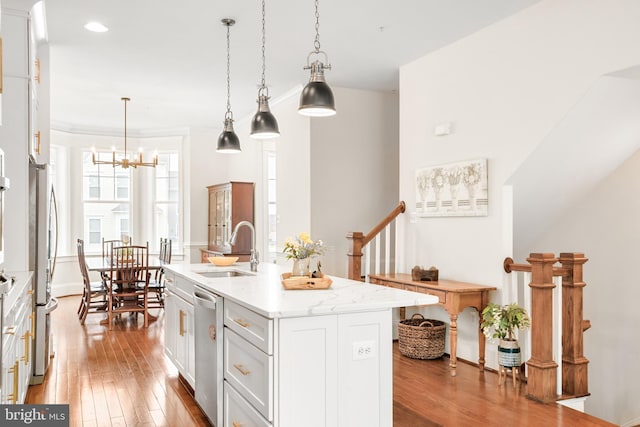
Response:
[51,122,190,139]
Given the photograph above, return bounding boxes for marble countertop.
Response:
[164,263,438,318]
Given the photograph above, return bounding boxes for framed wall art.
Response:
[415,158,488,217]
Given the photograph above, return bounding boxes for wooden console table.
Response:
[368,273,496,377]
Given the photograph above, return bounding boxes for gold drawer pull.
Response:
[179,310,185,337]
[21,332,31,365]
[35,58,41,83]
[233,364,251,376]
[4,326,16,335]
[165,277,174,284]
[8,361,19,404]
[234,318,250,328]
[232,422,243,427]
[35,131,41,155]
[27,289,34,295]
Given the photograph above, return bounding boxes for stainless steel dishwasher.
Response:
[193,286,224,427]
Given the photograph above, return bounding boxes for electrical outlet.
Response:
[352,340,376,360]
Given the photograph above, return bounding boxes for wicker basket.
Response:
[398,314,446,359]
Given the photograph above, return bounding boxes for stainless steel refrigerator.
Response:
[28,157,59,384]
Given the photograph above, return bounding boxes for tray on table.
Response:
[281,273,333,290]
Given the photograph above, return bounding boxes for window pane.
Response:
[155,203,179,243]
[154,151,180,252]
[116,175,129,199]
[88,218,101,244]
[155,153,179,202]
[84,203,130,253]
[266,152,277,260]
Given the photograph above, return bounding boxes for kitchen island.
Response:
[163,262,438,427]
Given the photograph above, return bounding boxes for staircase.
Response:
[346,203,591,406]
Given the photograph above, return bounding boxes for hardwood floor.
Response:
[27,296,615,426]
[26,296,209,427]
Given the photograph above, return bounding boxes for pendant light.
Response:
[298,0,336,117]
[217,18,241,153]
[250,0,280,139]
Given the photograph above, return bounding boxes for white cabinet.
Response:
[28,17,49,164]
[164,271,195,388]
[1,272,34,404]
[0,3,49,272]
[222,301,392,427]
[224,328,273,421]
[163,265,399,427]
[224,381,271,427]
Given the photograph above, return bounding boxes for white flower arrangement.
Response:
[283,233,325,260]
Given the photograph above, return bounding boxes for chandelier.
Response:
[92,97,158,169]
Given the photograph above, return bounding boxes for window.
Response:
[116,176,129,199]
[89,176,100,199]
[154,152,180,252]
[83,152,130,201]
[266,151,277,262]
[88,218,101,244]
[119,218,129,241]
[82,151,131,253]
[52,131,183,257]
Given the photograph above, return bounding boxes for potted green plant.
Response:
[481,302,531,368]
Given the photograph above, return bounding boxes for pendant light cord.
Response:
[260,0,267,91]
[313,0,321,53]
[225,23,232,119]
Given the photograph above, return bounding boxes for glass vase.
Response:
[292,258,310,277]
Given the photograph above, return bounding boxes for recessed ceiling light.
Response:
[84,22,109,33]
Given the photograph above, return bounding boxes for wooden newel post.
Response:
[346,232,365,281]
[526,253,558,403]
[559,252,590,397]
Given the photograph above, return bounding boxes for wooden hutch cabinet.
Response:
[200,182,254,263]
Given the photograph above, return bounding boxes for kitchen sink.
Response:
[197,270,253,279]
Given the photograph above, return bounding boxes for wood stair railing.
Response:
[346,201,406,281]
[504,253,590,403]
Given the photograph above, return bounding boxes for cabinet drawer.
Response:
[224,381,271,427]
[416,287,446,304]
[224,300,273,354]
[165,272,194,303]
[224,328,273,421]
[380,280,403,290]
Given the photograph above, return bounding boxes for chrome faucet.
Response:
[229,220,259,272]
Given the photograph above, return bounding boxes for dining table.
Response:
[85,256,165,273]
[85,256,166,324]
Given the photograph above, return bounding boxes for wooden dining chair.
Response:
[102,236,131,260]
[106,243,150,329]
[77,239,109,324]
[147,238,171,309]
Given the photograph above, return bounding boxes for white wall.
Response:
[186,87,399,277]
[260,93,312,265]
[399,1,640,423]
[532,149,640,426]
[186,127,227,262]
[311,87,399,277]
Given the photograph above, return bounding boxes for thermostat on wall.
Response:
[434,122,452,136]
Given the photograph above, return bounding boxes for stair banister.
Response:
[503,253,590,403]
[347,201,405,281]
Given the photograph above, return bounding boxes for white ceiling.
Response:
[44,0,539,133]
